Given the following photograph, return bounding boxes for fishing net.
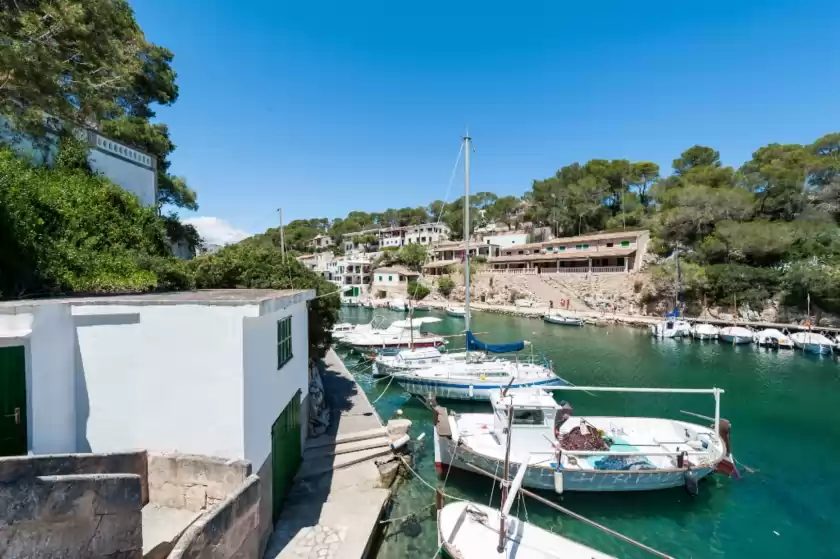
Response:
[559,425,609,452]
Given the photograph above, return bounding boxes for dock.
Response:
[263,349,393,559]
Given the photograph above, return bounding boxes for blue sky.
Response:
[131,0,840,244]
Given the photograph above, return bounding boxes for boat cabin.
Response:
[490,389,559,448]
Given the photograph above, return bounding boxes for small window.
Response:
[546,247,553,252]
[277,317,293,369]
[606,242,614,248]
[557,246,565,251]
[388,276,393,281]
[513,409,544,425]
[621,241,630,247]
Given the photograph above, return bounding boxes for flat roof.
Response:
[0,289,315,309]
[491,247,635,263]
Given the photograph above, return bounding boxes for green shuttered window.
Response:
[277,317,293,369]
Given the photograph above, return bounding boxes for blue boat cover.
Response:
[466,331,525,353]
[665,307,680,318]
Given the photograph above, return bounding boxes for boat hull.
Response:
[348,340,443,351]
[690,332,717,340]
[719,334,752,345]
[797,342,833,355]
[446,311,466,318]
[397,376,566,401]
[434,434,715,492]
[543,316,584,327]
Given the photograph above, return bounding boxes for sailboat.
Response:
[446,305,467,318]
[790,293,835,354]
[391,134,564,401]
[436,405,616,559]
[651,252,690,338]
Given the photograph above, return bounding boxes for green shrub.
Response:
[438,276,455,298]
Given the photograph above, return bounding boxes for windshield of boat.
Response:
[513,408,545,426]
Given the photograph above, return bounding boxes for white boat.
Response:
[331,315,387,341]
[388,299,408,312]
[374,347,492,374]
[719,326,754,344]
[433,385,734,493]
[344,317,444,351]
[791,331,835,355]
[753,328,794,349]
[651,319,691,338]
[543,311,584,327]
[690,323,719,340]
[388,134,564,401]
[437,500,614,559]
[446,305,466,318]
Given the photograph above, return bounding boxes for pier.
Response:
[264,349,399,559]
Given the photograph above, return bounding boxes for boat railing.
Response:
[539,385,725,433]
[559,449,711,457]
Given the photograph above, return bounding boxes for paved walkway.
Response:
[263,349,391,559]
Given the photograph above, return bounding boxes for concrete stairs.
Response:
[296,427,392,481]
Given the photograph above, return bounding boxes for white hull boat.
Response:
[373,347,492,374]
[446,305,467,318]
[393,359,565,401]
[753,328,794,349]
[651,319,691,338]
[791,331,835,355]
[388,299,408,312]
[344,317,444,351]
[433,386,734,493]
[690,323,719,340]
[719,326,753,345]
[543,312,584,327]
[437,501,614,559]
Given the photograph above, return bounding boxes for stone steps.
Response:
[296,446,393,481]
[305,426,388,450]
[304,435,392,460]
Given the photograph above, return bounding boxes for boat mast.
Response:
[497,402,513,553]
[463,132,471,359]
[464,132,471,333]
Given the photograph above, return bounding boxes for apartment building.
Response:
[488,230,650,275]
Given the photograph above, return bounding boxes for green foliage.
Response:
[437,276,455,298]
[192,244,340,359]
[0,147,182,297]
[407,280,430,300]
[396,243,427,272]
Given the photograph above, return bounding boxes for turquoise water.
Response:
[336,307,840,558]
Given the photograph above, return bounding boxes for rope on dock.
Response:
[378,503,434,525]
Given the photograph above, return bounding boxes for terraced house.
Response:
[488,230,650,275]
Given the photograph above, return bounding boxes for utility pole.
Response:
[621,177,626,231]
[277,208,286,257]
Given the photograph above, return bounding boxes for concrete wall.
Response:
[241,299,309,469]
[169,475,261,559]
[484,233,528,247]
[0,304,77,454]
[73,304,251,459]
[147,453,251,512]
[0,451,148,559]
[88,145,156,207]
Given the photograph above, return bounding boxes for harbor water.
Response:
[336,307,840,559]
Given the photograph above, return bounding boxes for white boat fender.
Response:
[391,434,411,450]
[554,470,564,494]
[468,385,474,398]
[416,432,426,441]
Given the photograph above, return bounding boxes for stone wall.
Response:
[0,451,148,558]
[147,453,251,512]
[168,475,261,559]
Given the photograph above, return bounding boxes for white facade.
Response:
[0,290,313,468]
[483,233,528,247]
[307,234,334,250]
[0,115,157,207]
[404,223,449,246]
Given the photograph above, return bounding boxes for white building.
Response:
[325,258,372,302]
[403,223,450,246]
[482,232,528,247]
[297,251,335,276]
[306,234,334,250]
[1,115,157,207]
[0,289,313,530]
[371,266,420,298]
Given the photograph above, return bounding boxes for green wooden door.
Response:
[0,346,27,456]
[271,390,302,523]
